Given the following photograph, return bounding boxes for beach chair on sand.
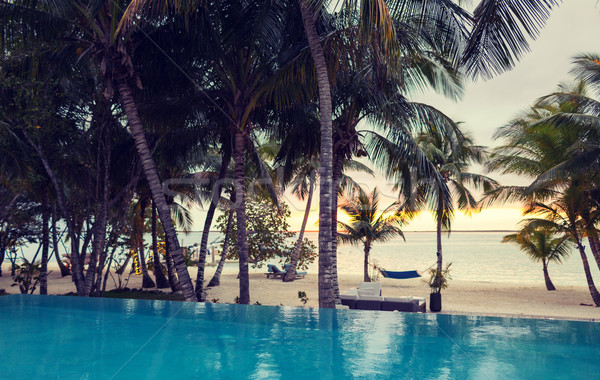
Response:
[265,264,286,279]
[283,264,307,279]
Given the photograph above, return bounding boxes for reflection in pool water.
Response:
[1,295,599,379]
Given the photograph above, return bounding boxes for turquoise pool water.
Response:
[1,295,599,379]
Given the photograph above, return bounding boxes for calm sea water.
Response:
[2,295,599,379]
[14,231,600,288]
[192,231,599,288]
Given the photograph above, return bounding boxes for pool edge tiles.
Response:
[2,293,600,324]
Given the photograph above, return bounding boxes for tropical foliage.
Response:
[503,223,571,291]
[337,187,406,282]
[0,0,576,307]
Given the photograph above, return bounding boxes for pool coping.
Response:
[437,310,599,322]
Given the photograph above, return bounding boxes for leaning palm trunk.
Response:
[207,210,234,288]
[84,206,108,295]
[541,258,556,291]
[574,235,600,306]
[40,188,49,295]
[196,152,230,300]
[116,80,196,301]
[233,129,250,304]
[152,204,170,289]
[32,138,85,294]
[283,180,314,282]
[84,146,110,296]
[585,233,600,272]
[138,244,155,288]
[164,243,182,292]
[51,205,70,277]
[299,1,335,308]
[138,203,156,289]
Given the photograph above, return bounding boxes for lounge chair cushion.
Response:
[381,297,419,312]
[358,282,382,296]
[355,295,383,310]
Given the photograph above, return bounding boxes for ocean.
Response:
[189,230,598,288]
[12,231,600,288]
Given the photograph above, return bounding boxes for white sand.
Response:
[1,263,598,321]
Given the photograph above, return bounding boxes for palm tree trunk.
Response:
[51,204,70,277]
[574,236,600,306]
[330,154,344,298]
[84,139,111,296]
[363,242,371,282]
[116,79,196,301]
[101,245,117,296]
[299,0,335,308]
[138,201,156,289]
[207,209,234,287]
[0,243,4,277]
[164,242,182,292]
[84,208,107,295]
[32,138,84,295]
[152,203,170,288]
[436,202,443,274]
[541,258,556,291]
[40,187,49,295]
[195,150,230,300]
[233,129,250,304]
[586,233,600,272]
[283,178,314,282]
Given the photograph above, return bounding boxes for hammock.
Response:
[379,269,421,279]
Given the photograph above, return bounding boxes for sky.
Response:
[189,1,600,233]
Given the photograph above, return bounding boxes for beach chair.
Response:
[283,264,307,279]
[381,297,420,312]
[355,295,383,310]
[265,264,286,279]
[340,294,358,309]
[358,281,382,296]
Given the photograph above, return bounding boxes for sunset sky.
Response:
[190,1,600,233]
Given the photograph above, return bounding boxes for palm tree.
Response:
[487,79,600,272]
[502,223,571,291]
[526,184,600,306]
[529,73,600,271]
[337,186,405,282]
[179,1,296,304]
[297,0,558,307]
[281,159,317,282]
[416,124,498,280]
[1,0,198,300]
[207,207,234,288]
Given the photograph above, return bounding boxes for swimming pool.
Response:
[1,295,598,379]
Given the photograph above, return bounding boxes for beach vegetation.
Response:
[337,186,406,282]
[298,291,309,306]
[416,125,498,289]
[487,72,600,306]
[216,198,317,270]
[425,262,452,294]
[503,223,571,291]
[12,258,41,294]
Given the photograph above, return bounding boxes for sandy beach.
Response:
[1,263,598,321]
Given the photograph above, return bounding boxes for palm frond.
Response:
[462,0,558,80]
